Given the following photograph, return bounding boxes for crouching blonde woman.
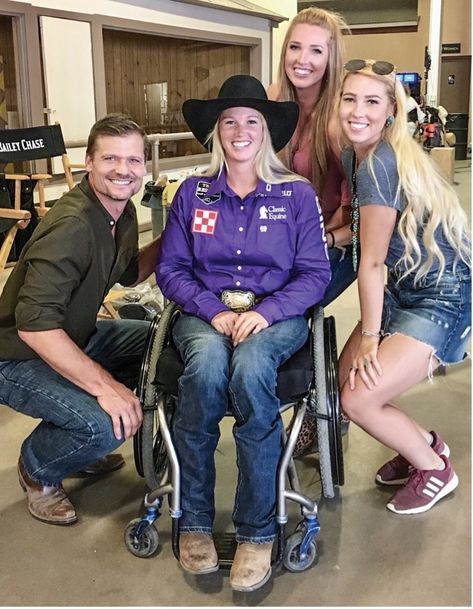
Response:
[337,59,471,515]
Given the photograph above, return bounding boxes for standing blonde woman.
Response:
[338,59,471,514]
[268,7,353,454]
[268,6,354,307]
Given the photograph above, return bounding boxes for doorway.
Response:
[439,56,471,113]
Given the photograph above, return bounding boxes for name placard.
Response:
[0,125,66,163]
[442,43,461,54]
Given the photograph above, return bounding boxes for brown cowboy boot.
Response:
[179,532,219,574]
[229,542,273,592]
[78,453,125,475]
[18,458,77,525]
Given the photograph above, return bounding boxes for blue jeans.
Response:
[0,319,149,486]
[172,314,308,543]
[383,264,471,364]
[320,245,357,307]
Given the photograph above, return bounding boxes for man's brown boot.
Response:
[229,542,273,592]
[78,453,125,475]
[18,458,77,525]
[179,532,219,574]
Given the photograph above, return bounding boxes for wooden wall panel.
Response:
[0,15,18,123]
[102,28,250,157]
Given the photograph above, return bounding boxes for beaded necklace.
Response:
[350,153,359,272]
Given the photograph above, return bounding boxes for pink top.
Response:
[292,141,313,184]
[291,138,348,224]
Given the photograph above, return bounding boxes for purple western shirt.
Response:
[156,171,331,325]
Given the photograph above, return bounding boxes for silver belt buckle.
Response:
[221,289,256,313]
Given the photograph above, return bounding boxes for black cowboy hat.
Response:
[182,74,299,153]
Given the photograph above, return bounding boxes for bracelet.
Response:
[326,231,335,249]
[361,328,381,338]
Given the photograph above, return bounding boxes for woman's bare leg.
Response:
[339,328,442,471]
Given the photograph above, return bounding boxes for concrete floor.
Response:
[0,161,470,607]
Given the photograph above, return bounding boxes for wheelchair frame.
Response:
[125,303,344,573]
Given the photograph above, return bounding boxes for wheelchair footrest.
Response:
[214,532,238,569]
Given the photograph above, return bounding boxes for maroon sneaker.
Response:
[386,455,459,515]
[375,431,450,486]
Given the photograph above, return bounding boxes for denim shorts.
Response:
[382,264,471,365]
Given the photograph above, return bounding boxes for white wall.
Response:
[250,0,298,82]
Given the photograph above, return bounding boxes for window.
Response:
[103,29,250,158]
[0,14,23,171]
[0,15,19,131]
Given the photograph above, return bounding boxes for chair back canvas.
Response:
[0,124,67,268]
[0,124,66,164]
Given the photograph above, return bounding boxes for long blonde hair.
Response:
[343,66,470,280]
[197,112,307,185]
[276,7,348,193]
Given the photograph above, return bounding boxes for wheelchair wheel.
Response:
[134,303,179,483]
[134,315,161,477]
[282,532,317,572]
[141,397,174,490]
[324,316,344,487]
[124,518,160,558]
[311,308,344,498]
[139,303,179,409]
[133,426,145,478]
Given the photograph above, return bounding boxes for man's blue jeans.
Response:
[172,314,308,543]
[0,319,149,486]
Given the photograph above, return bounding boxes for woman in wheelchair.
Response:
[155,75,331,591]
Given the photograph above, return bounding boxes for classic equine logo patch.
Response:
[258,204,287,221]
[192,209,218,235]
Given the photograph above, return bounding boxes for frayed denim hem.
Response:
[382,331,470,381]
[235,534,276,544]
[382,331,437,381]
[180,526,213,535]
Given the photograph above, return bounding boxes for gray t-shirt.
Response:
[342,141,457,271]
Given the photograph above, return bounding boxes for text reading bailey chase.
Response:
[0,138,46,153]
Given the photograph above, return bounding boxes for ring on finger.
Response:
[363,358,371,367]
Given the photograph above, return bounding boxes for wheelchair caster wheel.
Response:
[124,518,159,558]
[282,532,317,572]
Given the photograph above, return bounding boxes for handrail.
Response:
[64,131,195,180]
[149,132,194,143]
[150,132,194,179]
[63,131,194,149]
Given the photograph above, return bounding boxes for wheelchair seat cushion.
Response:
[154,339,312,403]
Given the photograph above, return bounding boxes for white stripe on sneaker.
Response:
[422,476,445,497]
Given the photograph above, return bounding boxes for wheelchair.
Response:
[124,302,344,573]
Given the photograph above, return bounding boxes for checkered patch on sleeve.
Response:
[192,209,218,235]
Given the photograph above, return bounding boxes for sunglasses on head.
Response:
[345,59,396,76]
